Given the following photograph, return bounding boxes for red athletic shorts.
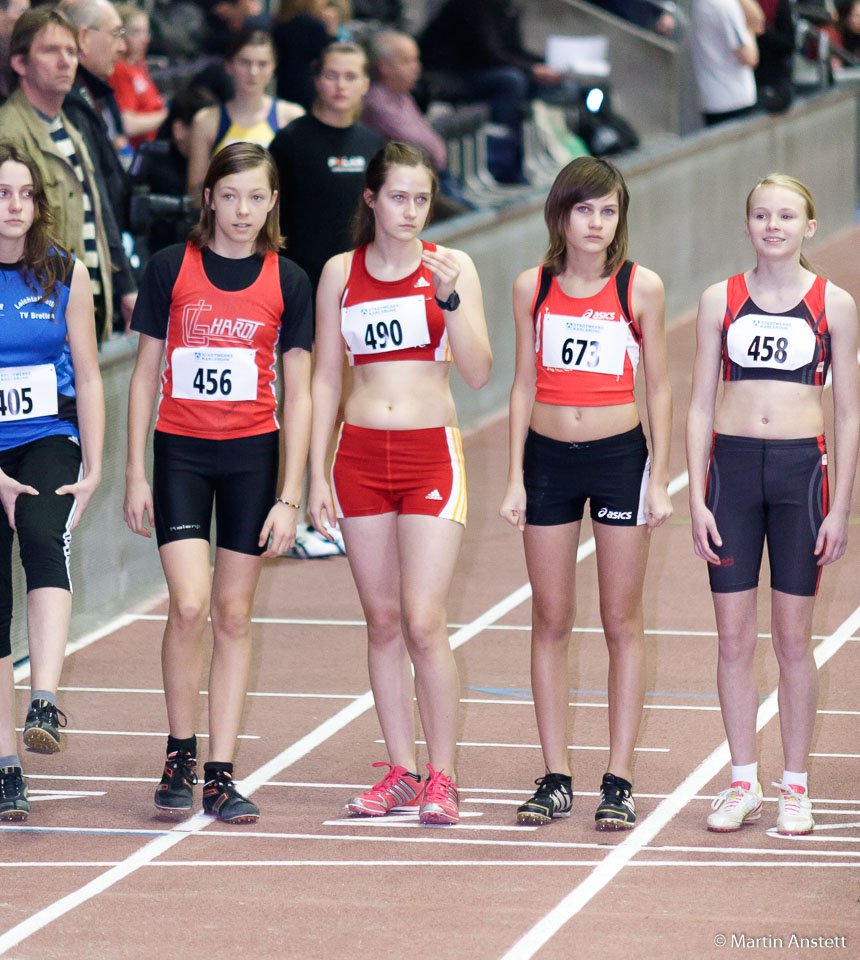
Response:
[331,423,467,525]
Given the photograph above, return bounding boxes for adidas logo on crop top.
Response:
[340,241,452,366]
[531,260,641,407]
[722,273,831,385]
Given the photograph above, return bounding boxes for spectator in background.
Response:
[199,0,261,56]
[274,0,332,110]
[110,4,166,149]
[755,0,794,113]
[59,0,137,333]
[322,0,354,41]
[823,0,860,68]
[591,0,676,36]
[362,29,469,217]
[0,7,118,339]
[186,28,303,197]
[690,0,761,126]
[269,42,383,291]
[0,0,29,104]
[419,0,564,183]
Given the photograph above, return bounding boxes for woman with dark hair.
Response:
[124,143,313,823]
[500,156,672,829]
[187,28,304,197]
[688,174,859,835]
[309,141,491,825]
[823,0,860,67]
[0,141,104,821]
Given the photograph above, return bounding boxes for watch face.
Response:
[439,291,460,310]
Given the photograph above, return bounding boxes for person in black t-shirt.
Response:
[269,42,384,292]
[125,143,313,825]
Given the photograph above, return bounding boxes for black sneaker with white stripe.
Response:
[594,772,636,830]
[517,772,573,825]
[0,767,29,821]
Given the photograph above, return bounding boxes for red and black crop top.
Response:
[721,272,830,385]
[532,261,641,407]
[340,241,452,366]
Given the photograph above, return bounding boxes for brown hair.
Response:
[745,173,816,272]
[276,0,323,24]
[352,141,438,248]
[313,41,368,77]
[542,156,629,277]
[9,8,78,91]
[0,141,71,315]
[226,27,276,62]
[188,143,282,255]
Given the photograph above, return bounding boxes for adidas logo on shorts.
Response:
[425,489,443,501]
[414,276,431,288]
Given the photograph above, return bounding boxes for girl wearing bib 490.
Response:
[0,142,104,821]
[124,144,313,823]
[687,174,859,836]
[310,142,491,825]
[500,157,673,830]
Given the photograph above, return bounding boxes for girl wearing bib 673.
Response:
[124,143,313,823]
[687,174,859,836]
[310,142,491,825]
[500,157,673,830]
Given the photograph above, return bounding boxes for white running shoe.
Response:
[707,780,763,832]
[284,523,346,559]
[773,780,814,835]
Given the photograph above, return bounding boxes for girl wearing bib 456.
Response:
[0,142,104,821]
[124,143,313,823]
[687,174,859,836]
[310,142,492,825]
[500,157,673,830]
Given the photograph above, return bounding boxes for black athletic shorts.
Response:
[153,430,279,556]
[0,435,82,658]
[523,424,650,527]
[705,433,828,597]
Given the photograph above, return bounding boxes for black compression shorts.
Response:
[705,433,828,597]
[523,424,650,527]
[152,430,279,556]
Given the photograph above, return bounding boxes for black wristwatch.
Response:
[435,290,460,311]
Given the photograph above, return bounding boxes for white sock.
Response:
[730,762,758,788]
[782,770,808,793]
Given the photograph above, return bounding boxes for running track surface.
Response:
[3,228,860,960]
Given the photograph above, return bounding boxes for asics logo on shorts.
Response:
[597,507,632,520]
[581,309,615,321]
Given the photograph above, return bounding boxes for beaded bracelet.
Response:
[275,498,301,509]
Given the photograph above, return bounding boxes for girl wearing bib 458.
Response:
[0,142,104,821]
[687,174,859,836]
[124,143,313,823]
[310,142,492,825]
[500,157,673,830]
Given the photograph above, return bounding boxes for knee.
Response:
[532,601,575,645]
[600,608,641,650]
[772,631,812,667]
[168,595,209,636]
[210,598,252,643]
[402,607,446,656]
[364,604,403,650]
[717,631,756,667]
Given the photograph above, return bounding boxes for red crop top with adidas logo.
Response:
[721,272,830,385]
[532,261,641,407]
[340,241,452,366]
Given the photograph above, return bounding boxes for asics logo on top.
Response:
[582,309,615,321]
[597,507,632,520]
[425,489,443,501]
[181,299,264,346]
[414,276,431,288]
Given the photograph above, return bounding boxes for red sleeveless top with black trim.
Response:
[156,244,285,439]
[532,261,641,407]
[721,272,830,385]
[340,241,451,366]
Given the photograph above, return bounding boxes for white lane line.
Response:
[13,729,259,740]
[373,739,669,753]
[499,601,860,960]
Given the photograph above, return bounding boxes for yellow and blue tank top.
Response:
[213,98,280,153]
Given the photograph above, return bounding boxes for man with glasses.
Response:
[58,0,136,334]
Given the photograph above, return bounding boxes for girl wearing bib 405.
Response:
[124,143,313,823]
[500,157,673,830]
[310,142,491,825]
[0,142,104,821]
[687,174,859,836]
